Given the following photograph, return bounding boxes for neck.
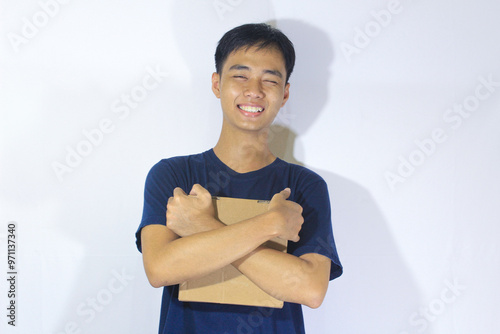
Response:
[213,124,276,173]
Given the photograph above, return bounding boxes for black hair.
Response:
[215,23,295,83]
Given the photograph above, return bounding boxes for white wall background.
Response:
[1,0,499,333]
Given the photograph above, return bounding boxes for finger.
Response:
[279,188,291,200]
[190,183,209,197]
[173,187,187,197]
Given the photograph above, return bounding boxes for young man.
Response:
[136,23,342,334]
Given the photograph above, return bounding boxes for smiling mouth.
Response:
[238,105,264,113]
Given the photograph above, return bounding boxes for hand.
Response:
[166,184,217,237]
[267,188,304,242]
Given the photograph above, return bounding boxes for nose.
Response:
[244,79,264,99]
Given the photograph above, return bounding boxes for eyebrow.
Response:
[228,64,283,79]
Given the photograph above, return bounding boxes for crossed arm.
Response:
[141,184,331,309]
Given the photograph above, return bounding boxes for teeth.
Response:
[239,105,263,113]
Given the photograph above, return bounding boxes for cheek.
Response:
[271,91,285,105]
[223,86,240,102]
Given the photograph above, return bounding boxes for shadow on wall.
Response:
[270,19,427,334]
[165,6,427,331]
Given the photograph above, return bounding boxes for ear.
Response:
[281,82,290,107]
[211,72,221,98]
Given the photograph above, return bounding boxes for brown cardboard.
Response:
[178,196,287,308]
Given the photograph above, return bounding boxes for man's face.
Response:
[212,46,290,134]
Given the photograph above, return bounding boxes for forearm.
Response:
[149,215,277,287]
[232,247,330,308]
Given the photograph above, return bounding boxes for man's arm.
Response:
[141,184,331,308]
[141,185,302,287]
[142,214,277,288]
[232,247,331,309]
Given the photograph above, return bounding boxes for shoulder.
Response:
[144,151,210,190]
[148,151,208,175]
[278,159,327,188]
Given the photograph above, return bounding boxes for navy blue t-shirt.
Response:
[136,149,342,334]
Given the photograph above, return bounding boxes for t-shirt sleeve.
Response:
[135,160,177,252]
[289,178,343,281]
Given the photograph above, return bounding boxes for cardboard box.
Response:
[178,196,287,308]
